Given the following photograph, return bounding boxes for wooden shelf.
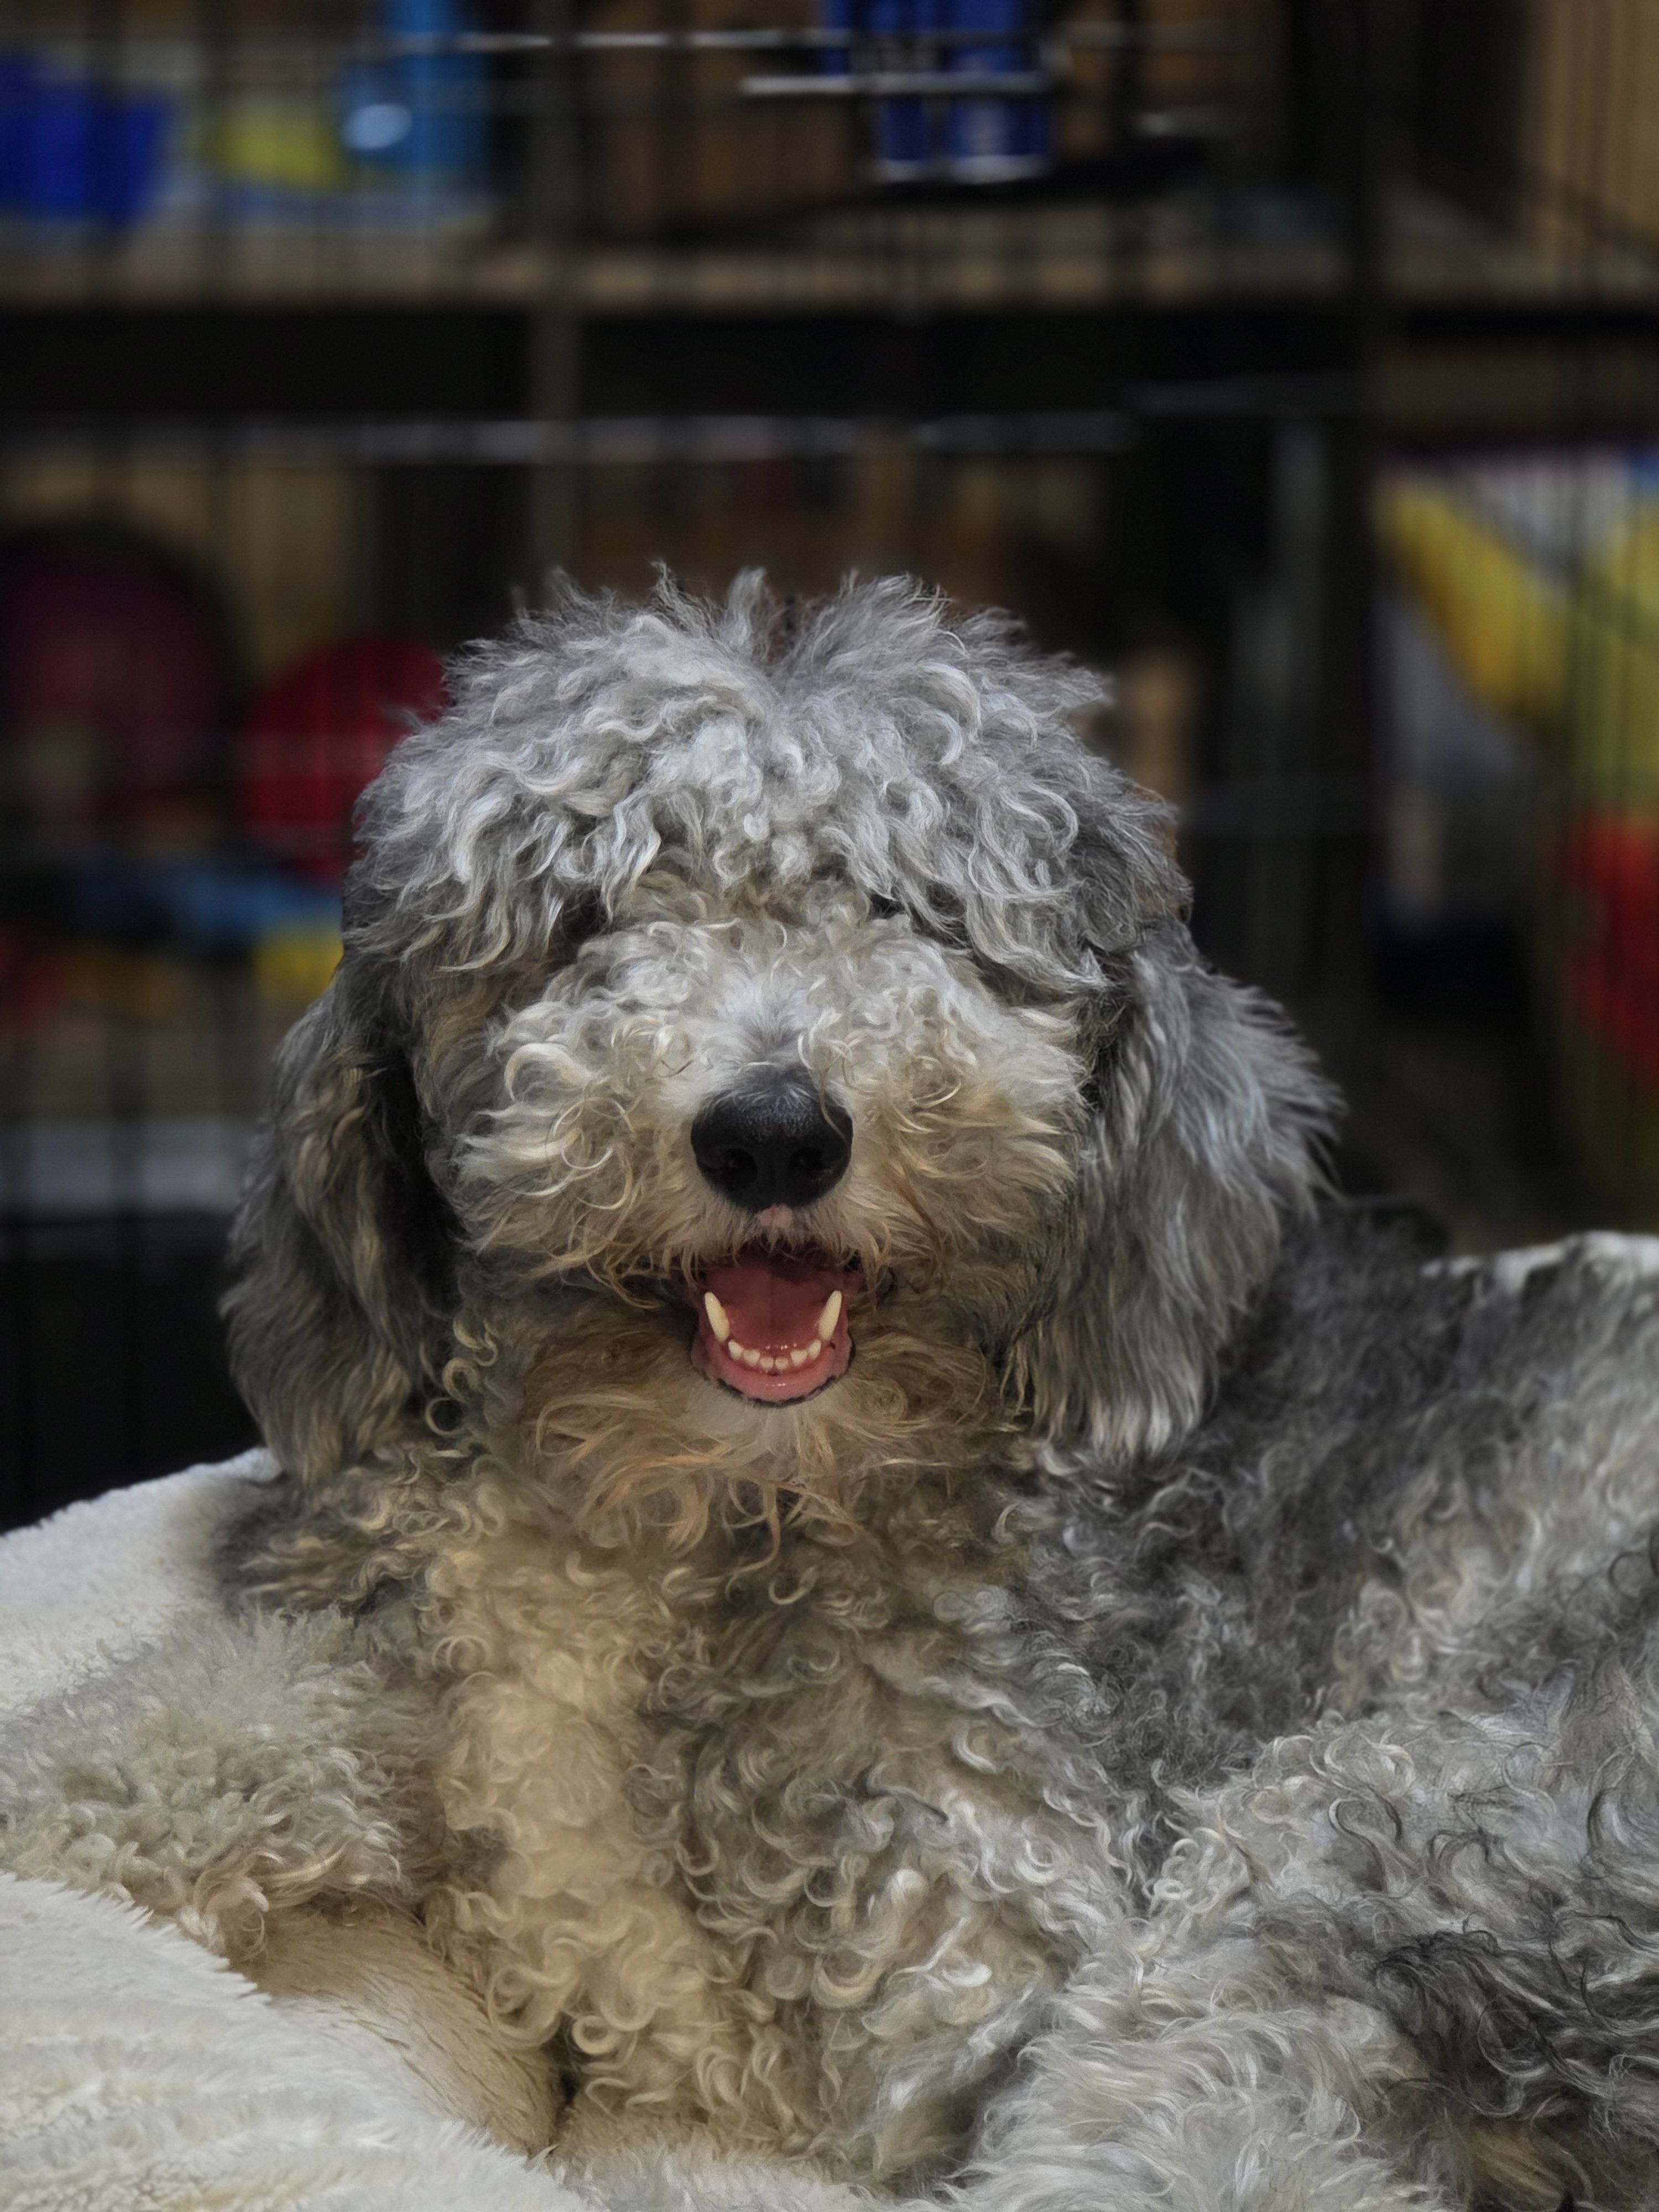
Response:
[7,189,1659,316]
[0,201,1342,312]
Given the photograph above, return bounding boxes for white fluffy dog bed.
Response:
[0,1462,875,2212]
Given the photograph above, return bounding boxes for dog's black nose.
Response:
[691,1076,852,1211]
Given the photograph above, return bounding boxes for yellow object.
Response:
[205,99,346,192]
[255,925,342,1009]
[1569,505,1659,813]
[1377,482,1568,734]
[1380,478,1659,813]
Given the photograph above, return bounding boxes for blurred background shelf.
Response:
[0,223,1345,310]
[17,192,1659,313]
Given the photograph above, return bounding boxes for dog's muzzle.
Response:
[687,1073,857,1404]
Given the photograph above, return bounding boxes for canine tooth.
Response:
[789,1347,811,1368]
[816,1290,842,1341]
[702,1291,731,1344]
[742,1346,762,1368]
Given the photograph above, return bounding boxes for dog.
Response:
[9,574,1659,2212]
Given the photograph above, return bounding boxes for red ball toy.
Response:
[237,633,447,883]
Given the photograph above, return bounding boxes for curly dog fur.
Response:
[10,574,1659,2212]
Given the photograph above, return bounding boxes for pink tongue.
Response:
[703,1253,848,1350]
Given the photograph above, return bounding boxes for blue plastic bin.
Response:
[947,0,1050,182]
[338,0,487,187]
[815,0,1050,182]
[0,53,170,226]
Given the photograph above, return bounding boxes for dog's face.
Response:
[227,578,1329,1537]
[425,871,1091,1519]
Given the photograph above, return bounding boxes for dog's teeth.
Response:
[713,1300,836,1375]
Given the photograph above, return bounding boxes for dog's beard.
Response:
[521,1293,1009,1551]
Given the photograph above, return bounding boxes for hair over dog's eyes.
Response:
[867,884,1051,1003]
[556,891,609,952]
[868,886,972,950]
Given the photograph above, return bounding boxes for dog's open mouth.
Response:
[688,1246,859,1404]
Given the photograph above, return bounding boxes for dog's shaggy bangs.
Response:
[352,571,1176,996]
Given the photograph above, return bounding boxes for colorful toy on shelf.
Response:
[236,632,447,884]
[1381,475,1659,809]
[1378,483,1567,739]
[1381,465,1659,1208]
[0,526,231,846]
[63,854,342,1011]
[187,0,489,224]
[69,854,337,956]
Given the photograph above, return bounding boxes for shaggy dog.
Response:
[9,575,1659,2212]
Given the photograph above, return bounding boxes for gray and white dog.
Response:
[9,574,1659,2212]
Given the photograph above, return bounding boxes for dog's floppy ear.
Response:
[224,964,456,1487]
[1014,922,1332,1464]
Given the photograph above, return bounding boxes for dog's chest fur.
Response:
[419,1469,1128,2179]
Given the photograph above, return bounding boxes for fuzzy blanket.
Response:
[0,1460,874,2212]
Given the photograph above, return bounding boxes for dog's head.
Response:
[227,576,1331,1537]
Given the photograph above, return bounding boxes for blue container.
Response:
[946,0,1049,182]
[20,72,94,217]
[0,54,170,225]
[820,0,854,77]
[820,0,1047,185]
[92,87,171,223]
[339,0,487,188]
[865,0,946,180]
